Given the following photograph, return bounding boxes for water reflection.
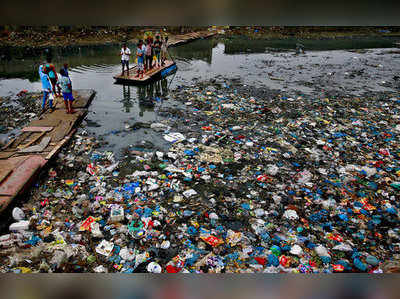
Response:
[121,84,132,113]
[138,78,170,116]
[169,38,216,64]
[120,77,170,116]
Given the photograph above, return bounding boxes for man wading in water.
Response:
[120,43,131,77]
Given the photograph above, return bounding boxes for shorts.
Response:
[121,60,129,68]
[62,92,74,101]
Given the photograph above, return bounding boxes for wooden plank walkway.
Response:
[0,89,96,212]
[167,30,217,47]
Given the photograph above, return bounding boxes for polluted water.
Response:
[0,35,399,273]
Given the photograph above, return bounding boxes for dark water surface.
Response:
[1,36,399,155]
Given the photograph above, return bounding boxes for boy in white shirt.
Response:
[120,43,131,76]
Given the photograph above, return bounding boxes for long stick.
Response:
[166,43,176,64]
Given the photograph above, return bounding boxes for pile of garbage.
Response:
[1,80,399,273]
[0,91,41,144]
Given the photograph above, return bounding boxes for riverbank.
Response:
[1,27,400,60]
[225,26,400,40]
[0,28,216,61]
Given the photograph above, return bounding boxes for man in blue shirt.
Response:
[38,64,54,114]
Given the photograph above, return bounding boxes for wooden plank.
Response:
[0,166,12,184]
[18,131,46,149]
[21,126,53,132]
[51,121,72,142]
[30,118,61,128]
[10,132,33,149]
[45,129,76,160]
[19,136,51,153]
[0,151,15,159]
[1,138,16,151]
[0,195,11,212]
[54,90,92,109]
[0,156,45,197]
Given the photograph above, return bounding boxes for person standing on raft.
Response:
[136,40,145,79]
[120,43,131,77]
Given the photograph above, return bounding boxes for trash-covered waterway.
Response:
[1,37,399,155]
[0,36,400,273]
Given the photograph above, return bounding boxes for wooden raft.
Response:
[113,60,176,84]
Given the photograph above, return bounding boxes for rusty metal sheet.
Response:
[0,155,45,196]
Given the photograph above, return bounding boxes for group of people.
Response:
[38,34,169,115]
[120,34,169,79]
[39,59,75,114]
